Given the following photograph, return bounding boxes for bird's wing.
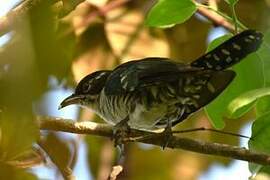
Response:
[153,70,236,127]
[104,58,200,95]
[191,30,263,70]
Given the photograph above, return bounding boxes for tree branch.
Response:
[0,0,85,37]
[38,116,270,166]
[197,6,235,32]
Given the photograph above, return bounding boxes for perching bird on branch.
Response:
[59,30,263,146]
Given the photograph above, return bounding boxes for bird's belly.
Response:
[97,89,190,130]
[98,91,173,130]
[128,103,168,130]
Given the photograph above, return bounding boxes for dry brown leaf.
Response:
[105,9,169,63]
[87,0,109,7]
[72,48,114,83]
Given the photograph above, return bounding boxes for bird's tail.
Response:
[191,30,263,70]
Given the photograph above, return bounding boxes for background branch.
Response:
[0,0,239,38]
[38,116,270,166]
[197,6,235,31]
[0,0,85,37]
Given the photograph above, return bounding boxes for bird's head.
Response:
[59,70,111,109]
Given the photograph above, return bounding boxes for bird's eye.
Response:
[82,81,91,93]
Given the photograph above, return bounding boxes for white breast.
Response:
[96,89,168,130]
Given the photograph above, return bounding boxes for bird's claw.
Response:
[113,124,130,147]
[161,125,173,149]
[112,117,130,157]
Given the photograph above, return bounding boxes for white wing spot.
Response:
[192,94,200,99]
[122,81,128,89]
[221,49,230,55]
[248,35,255,39]
[213,54,220,61]
[232,43,241,50]
[205,54,212,58]
[244,38,252,43]
[225,56,233,63]
[205,61,213,68]
[120,75,127,83]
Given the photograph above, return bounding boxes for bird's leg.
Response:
[113,116,130,157]
[161,107,185,149]
[161,118,173,149]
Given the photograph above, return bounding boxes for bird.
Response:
[59,30,263,146]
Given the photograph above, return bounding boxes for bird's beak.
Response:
[58,94,83,110]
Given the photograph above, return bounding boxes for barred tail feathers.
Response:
[191,30,263,70]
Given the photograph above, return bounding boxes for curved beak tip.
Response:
[58,94,80,110]
[58,104,64,110]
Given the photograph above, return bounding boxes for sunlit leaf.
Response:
[106,10,169,63]
[72,23,115,83]
[146,0,197,27]
[256,95,270,117]
[0,112,38,161]
[227,88,270,118]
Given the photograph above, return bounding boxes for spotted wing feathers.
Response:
[104,58,200,95]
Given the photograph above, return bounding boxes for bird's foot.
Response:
[112,117,130,157]
[161,121,173,149]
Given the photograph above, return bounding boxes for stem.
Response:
[196,3,246,30]
[230,4,238,33]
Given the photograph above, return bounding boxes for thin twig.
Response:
[38,116,270,166]
[196,5,235,32]
[172,127,251,139]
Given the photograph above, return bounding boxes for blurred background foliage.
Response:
[0,0,270,179]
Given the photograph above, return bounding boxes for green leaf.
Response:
[227,88,270,118]
[0,112,39,160]
[250,112,270,146]
[225,0,239,6]
[257,31,270,87]
[206,34,232,52]
[205,35,264,129]
[31,4,76,80]
[146,0,197,27]
[249,111,270,174]
[256,95,270,117]
[246,31,270,175]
